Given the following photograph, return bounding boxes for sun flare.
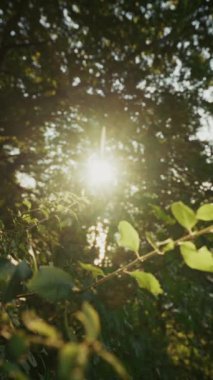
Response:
[86,155,116,187]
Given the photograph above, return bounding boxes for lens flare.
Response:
[86,155,116,187]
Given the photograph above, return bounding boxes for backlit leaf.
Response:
[22,311,61,345]
[180,241,213,272]
[99,348,130,380]
[22,199,31,210]
[171,201,197,231]
[145,232,158,250]
[79,262,105,279]
[196,203,213,221]
[118,221,140,253]
[162,239,175,253]
[129,270,163,296]
[76,302,100,342]
[58,343,88,380]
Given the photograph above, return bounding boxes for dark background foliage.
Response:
[0,0,213,379]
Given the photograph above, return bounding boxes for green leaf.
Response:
[150,204,175,225]
[0,258,15,284]
[39,206,49,218]
[162,239,175,253]
[171,201,197,231]
[197,203,213,221]
[58,343,88,380]
[15,260,32,280]
[118,221,140,253]
[22,311,62,346]
[76,302,100,342]
[27,266,73,302]
[145,232,159,250]
[22,199,31,210]
[179,241,213,273]
[7,333,28,360]
[2,361,28,380]
[4,260,32,302]
[99,348,130,380]
[129,271,163,296]
[79,262,105,279]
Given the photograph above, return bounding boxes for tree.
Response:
[0,1,212,379]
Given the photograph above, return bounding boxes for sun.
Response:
[86,155,116,187]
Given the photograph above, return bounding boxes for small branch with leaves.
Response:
[79,202,213,296]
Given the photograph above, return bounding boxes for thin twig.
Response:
[15,224,213,300]
[82,224,213,292]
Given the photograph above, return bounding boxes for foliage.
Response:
[27,266,74,302]
[118,221,140,254]
[0,0,213,379]
[180,242,213,273]
[128,271,163,297]
[0,199,213,379]
[171,202,197,231]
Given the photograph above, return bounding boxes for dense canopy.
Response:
[0,1,213,379]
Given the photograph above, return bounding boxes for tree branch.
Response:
[83,224,213,291]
